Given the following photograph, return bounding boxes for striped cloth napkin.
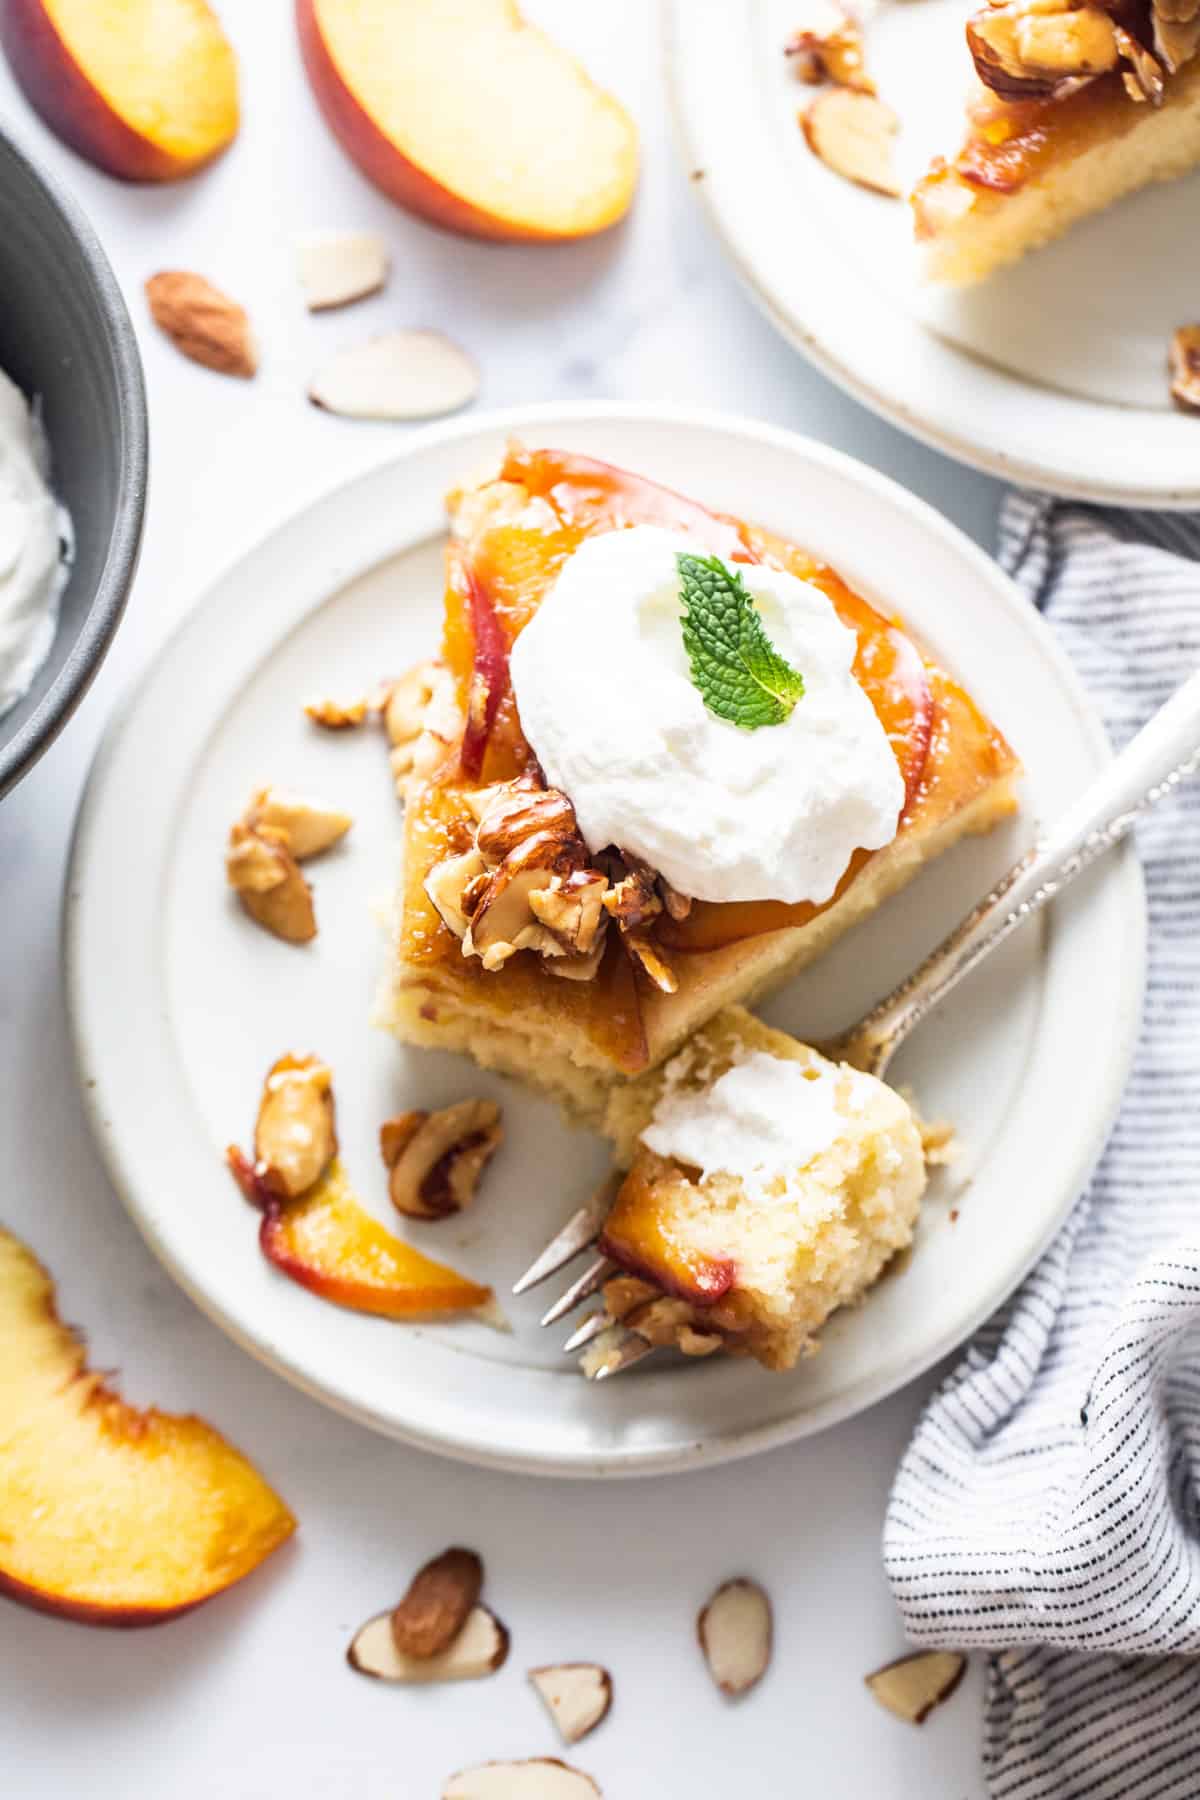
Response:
[883,494,1200,1800]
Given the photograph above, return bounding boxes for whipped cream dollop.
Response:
[641,1050,884,1203]
[0,370,71,720]
[508,525,903,905]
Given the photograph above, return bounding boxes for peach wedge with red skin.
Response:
[0,0,239,182]
[296,0,638,241]
[245,1158,495,1321]
[0,1226,294,1627]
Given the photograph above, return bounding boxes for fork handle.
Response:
[844,666,1200,1073]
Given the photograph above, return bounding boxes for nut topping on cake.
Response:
[529,870,610,954]
[602,859,663,930]
[967,0,1198,103]
[422,770,693,987]
[424,847,489,939]
[968,2,1120,98]
[464,832,584,971]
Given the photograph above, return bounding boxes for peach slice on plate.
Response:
[0,0,239,182]
[239,1157,496,1321]
[0,1225,294,1627]
[295,0,638,240]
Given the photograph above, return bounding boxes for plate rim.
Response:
[663,0,1200,509]
[64,401,1146,1478]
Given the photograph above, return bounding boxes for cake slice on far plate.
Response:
[588,1006,929,1374]
[381,445,1019,1119]
[912,0,1200,283]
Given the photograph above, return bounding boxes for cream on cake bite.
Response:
[594,1007,927,1371]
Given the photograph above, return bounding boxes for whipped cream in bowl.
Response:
[508,524,904,905]
[0,369,71,721]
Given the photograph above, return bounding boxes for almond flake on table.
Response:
[296,231,390,310]
[347,1605,509,1683]
[528,1664,613,1745]
[697,1577,773,1696]
[307,330,479,420]
[442,1761,602,1799]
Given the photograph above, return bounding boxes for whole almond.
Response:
[392,1547,483,1659]
[145,272,257,378]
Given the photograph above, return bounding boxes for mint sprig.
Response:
[678,553,806,730]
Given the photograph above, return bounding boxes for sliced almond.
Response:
[802,90,902,197]
[309,331,479,421]
[528,1664,613,1746]
[390,1546,483,1658]
[145,271,257,378]
[624,933,678,995]
[442,1762,601,1800]
[348,1604,508,1683]
[697,1578,773,1697]
[249,787,352,860]
[1169,325,1200,412]
[226,824,316,944]
[865,1649,967,1723]
[297,231,389,311]
[425,848,489,940]
[253,1053,337,1199]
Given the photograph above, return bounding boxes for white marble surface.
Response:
[0,4,1005,1795]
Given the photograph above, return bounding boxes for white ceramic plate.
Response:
[666,0,1200,506]
[66,404,1144,1477]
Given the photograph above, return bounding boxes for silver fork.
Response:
[514,667,1200,1378]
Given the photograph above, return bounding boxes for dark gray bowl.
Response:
[0,127,147,799]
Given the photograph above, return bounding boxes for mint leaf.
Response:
[677,553,806,730]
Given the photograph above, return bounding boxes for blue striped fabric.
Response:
[883,493,1200,1800]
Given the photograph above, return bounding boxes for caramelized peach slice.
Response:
[0,0,239,182]
[255,1161,494,1321]
[0,1226,293,1627]
[598,1160,736,1309]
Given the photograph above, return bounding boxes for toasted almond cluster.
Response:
[967,0,1198,104]
[229,1053,338,1203]
[225,785,352,943]
[785,1,875,92]
[380,1100,503,1220]
[423,773,688,993]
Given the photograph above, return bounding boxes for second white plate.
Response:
[66,404,1143,1476]
[667,0,1200,505]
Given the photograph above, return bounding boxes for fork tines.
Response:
[511,1172,621,1297]
[513,1171,660,1378]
